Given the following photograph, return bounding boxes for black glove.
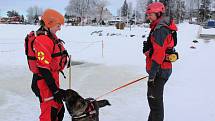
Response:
[38,67,58,93]
[147,78,155,87]
[143,41,150,53]
[53,89,66,103]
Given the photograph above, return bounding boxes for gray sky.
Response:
[0,0,137,17]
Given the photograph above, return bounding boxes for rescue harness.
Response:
[72,98,98,121]
[143,25,179,62]
[25,29,70,76]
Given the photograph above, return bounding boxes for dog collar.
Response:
[73,110,96,119]
[72,99,97,120]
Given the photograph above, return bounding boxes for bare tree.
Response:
[65,0,84,17]
[128,2,133,18]
[136,0,148,22]
[26,6,43,24]
[127,2,133,25]
[174,0,186,23]
[102,8,113,22]
[65,0,99,22]
[96,0,108,24]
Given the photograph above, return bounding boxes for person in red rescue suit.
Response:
[143,2,177,121]
[31,9,69,121]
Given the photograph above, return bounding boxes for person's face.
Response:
[147,13,157,22]
[50,24,61,34]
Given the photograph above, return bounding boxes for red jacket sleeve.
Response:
[34,35,54,70]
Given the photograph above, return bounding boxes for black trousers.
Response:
[147,75,168,121]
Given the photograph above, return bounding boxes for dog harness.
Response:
[72,99,97,120]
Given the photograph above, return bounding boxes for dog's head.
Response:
[64,89,87,116]
[64,89,111,121]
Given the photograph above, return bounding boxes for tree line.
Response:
[0,0,214,25]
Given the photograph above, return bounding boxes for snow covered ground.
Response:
[201,27,215,35]
[0,22,215,121]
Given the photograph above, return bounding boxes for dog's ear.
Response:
[63,89,72,101]
[64,89,84,105]
[65,89,76,94]
[66,89,81,97]
[105,100,111,106]
[97,99,111,108]
[103,99,111,106]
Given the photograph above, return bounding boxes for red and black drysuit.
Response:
[143,17,177,121]
[31,27,69,121]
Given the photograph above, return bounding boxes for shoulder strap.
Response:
[25,34,30,55]
[25,31,37,60]
[171,30,177,46]
[161,24,177,47]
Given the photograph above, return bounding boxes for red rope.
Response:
[96,76,148,100]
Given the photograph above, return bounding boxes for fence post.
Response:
[69,55,72,89]
[102,40,104,58]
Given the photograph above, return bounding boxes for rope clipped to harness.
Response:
[96,76,148,100]
[43,76,148,103]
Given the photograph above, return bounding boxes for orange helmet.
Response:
[41,9,64,28]
[146,2,165,14]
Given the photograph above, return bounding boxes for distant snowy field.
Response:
[201,27,215,35]
[0,22,215,121]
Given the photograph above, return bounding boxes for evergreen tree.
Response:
[180,1,186,22]
[199,0,211,22]
[6,10,19,17]
[20,15,25,23]
[159,0,172,17]
[145,0,153,22]
[121,0,128,17]
[64,14,69,20]
[159,0,168,7]
[34,14,39,24]
[147,0,153,5]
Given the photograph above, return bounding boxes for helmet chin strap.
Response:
[156,12,163,19]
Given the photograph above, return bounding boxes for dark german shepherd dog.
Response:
[64,89,111,121]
